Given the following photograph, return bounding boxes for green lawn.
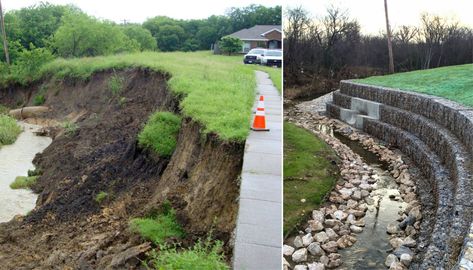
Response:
[283,122,338,236]
[1,51,283,141]
[356,64,473,107]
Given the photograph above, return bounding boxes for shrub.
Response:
[33,85,48,106]
[10,176,38,189]
[9,46,54,85]
[27,168,42,177]
[218,36,242,55]
[0,105,9,115]
[62,121,78,136]
[0,114,22,146]
[138,112,181,157]
[33,94,46,106]
[130,206,184,245]
[95,191,108,203]
[149,238,228,270]
[108,74,125,96]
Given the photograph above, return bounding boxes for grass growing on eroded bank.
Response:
[130,204,184,245]
[27,51,258,141]
[138,112,181,157]
[0,114,22,147]
[356,64,473,107]
[10,176,38,189]
[283,122,338,236]
[149,238,228,270]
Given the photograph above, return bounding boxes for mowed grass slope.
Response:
[356,64,473,107]
[17,52,265,141]
[283,122,338,235]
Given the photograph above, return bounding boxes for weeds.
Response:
[0,114,22,146]
[108,73,125,96]
[62,121,78,136]
[10,176,38,189]
[0,105,9,115]
[138,112,181,157]
[95,191,108,203]
[148,237,228,270]
[130,205,184,245]
[33,85,48,106]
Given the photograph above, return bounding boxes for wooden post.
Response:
[384,0,394,73]
[0,0,10,65]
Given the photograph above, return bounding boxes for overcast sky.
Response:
[286,0,473,34]
[2,0,281,23]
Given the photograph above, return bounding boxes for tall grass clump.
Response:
[10,175,38,189]
[138,112,181,157]
[129,202,184,245]
[108,73,125,96]
[0,115,22,146]
[149,238,228,270]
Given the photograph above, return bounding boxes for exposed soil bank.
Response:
[0,69,243,268]
[0,122,51,222]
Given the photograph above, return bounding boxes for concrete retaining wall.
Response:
[327,81,473,269]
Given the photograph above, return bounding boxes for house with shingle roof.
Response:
[227,25,282,53]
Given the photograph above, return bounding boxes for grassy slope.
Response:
[283,122,338,235]
[4,51,282,141]
[356,64,473,107]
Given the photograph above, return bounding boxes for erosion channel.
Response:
[0,122,51,223]
[0,69,243,268]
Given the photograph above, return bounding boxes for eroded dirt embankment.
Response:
[0,69,243,269]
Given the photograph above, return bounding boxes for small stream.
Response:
[0,122,51,223]
[320,125,406,269]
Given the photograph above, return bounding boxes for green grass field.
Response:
[1,51,281,141]
[356,64,473,107]
[283,122,338,236]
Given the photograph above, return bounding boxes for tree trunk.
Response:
[0,0,10,65]
[384,0,394,73]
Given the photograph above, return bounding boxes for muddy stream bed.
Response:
[0,122,51,223]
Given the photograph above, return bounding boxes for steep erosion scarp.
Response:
[0,69,243,269]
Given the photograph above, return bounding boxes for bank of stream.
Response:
[0,122,51,223]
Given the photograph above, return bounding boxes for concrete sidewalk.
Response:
[233,70,282,270]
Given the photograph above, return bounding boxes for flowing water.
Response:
[319,125,406,269]
[0,122,51,223]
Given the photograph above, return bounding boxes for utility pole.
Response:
[0,0,10,65]
[384,0,394,73]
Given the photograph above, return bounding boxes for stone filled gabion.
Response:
[328,81,473,269]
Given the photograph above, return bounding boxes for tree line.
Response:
[284,6,473,94]
[0,2,281,62]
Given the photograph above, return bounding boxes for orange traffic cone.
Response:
[251,95,270,131]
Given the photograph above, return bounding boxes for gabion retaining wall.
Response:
[327,81,473,269]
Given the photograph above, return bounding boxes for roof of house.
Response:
[228,25,282,41]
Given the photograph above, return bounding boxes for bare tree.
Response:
[0,0,10,65]
[395,25,419,44]
[384,0,394,73]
